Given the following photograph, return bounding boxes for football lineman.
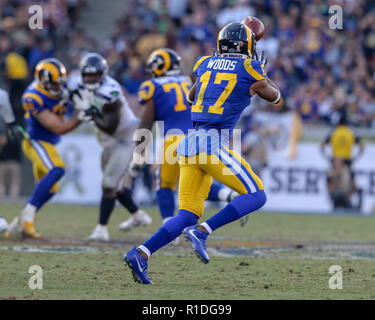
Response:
[8,58,82,238]
[72,53,151,241]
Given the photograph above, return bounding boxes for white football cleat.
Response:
[118,210,152,232]
[88,224,110,242]
[7,217,22,237]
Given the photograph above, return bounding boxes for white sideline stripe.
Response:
[30,140,53,170]
[216,149,256,193]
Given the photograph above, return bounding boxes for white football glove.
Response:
[128,152,146,178]
[72,88,91,111]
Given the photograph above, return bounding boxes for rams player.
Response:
[8,58,82,238]
[126,48,237,233]
[124,23,281,284]
[72,53,151,241]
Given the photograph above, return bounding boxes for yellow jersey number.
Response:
[52,104,67,120]
[191,71,237,115]
[162,81,191,112]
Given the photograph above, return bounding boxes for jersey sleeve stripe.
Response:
[193,56,211,72]
[23,93,44,107]
[244,59,265,81]
[138,80,155,103]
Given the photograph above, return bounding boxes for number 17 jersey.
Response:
[191,55,266,130]
[177,55,267,156]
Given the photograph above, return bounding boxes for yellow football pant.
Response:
[178,146,264,217]
[22,139,65,193]
[154,135,185,190]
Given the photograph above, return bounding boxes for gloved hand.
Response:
[253,50,268,66]
[128,152,146,178]
[77,105,101,123]
[71,88,91,111]
[6,122,27,141]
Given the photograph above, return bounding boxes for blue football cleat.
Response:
[123,246,152,284]
[183,225,210,264]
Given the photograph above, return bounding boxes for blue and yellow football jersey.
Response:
[22,82,70,145]
[191,55,266,130]
[177,55,267,156]
[138,75,192,136]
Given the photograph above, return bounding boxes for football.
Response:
[242,16,265,41]
[0,216,8,235]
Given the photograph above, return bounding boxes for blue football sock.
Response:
[205,190,266,232]
[117,188,138,214]
[142,209,198,255]
[207,183,222,201]
[156,188,175,219]
[99,196,117,226]
[28,167,65,210]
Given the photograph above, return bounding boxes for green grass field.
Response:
[1,202,375,300]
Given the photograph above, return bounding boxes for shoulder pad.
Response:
[22,92,44,114]
[244,59,266,80]
[193,56,211,72]
[138,80,156,104]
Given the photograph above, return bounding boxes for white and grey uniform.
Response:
[0,88,16,124]
[77,76,139,190]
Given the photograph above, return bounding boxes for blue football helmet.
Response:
[79,52,108,90]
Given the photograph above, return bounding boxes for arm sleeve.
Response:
[244,59,267,81]
[0,89,15,123]
[192,56,210,76]
[138,80,156,104]
[22,92,44,115]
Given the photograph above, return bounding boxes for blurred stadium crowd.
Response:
[1,0,375,125]
[0,0,374,203]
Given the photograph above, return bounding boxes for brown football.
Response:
[241,16,265,41]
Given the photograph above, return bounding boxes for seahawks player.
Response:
[72,53,151,241]
[124,23,281,284]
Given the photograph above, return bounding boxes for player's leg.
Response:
[117,171,152,232]
[184,147,266,263]
[9,140,65,238]
[155,161,180,222]
[124,157,212,284]
[89,147,119,241]
[206,182,238,202]
[155,135,184,221]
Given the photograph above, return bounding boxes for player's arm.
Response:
[90,99,121,135]
[250,78,281,104]
[135,99,156,146]
[129,84,156,176]
[34,110,81,135]
[186,81,197,106]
